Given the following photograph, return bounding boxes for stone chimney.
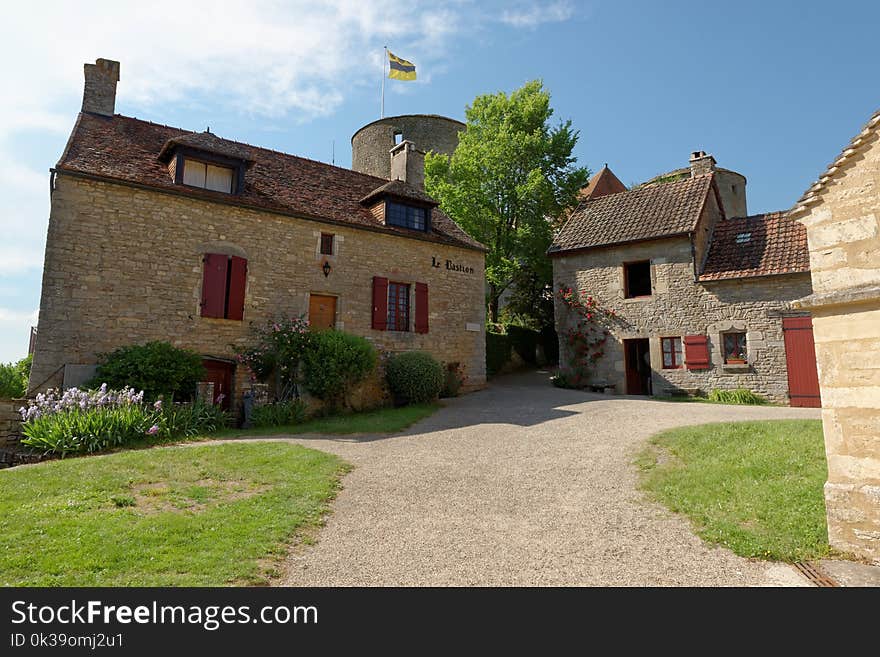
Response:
[389,140,425,189]
[82,58,120,116]
[689,150,716,177]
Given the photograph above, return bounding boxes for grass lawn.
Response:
[637,420,830,562]
[214,402,439,438]
[0,442,348,586]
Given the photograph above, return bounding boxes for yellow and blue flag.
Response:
[388,51,416,81]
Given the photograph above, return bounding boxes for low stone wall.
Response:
[0,399,23,448]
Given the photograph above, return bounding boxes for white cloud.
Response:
[0,308,37,362]
[500,1,575,29]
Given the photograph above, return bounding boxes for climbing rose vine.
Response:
[554,286,618,388]
[235,317,312,401]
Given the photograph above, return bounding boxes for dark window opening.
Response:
[387,282,410,331]
[386,201,428,231]
[661,336,683,369]
[723,332,747,363]
[624,260,651,298]
[320,233,334,255]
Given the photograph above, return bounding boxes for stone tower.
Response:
[351,114,464,180]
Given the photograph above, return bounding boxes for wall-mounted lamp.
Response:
[322,261,332,277]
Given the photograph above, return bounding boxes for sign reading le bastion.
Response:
[432,256,475,274]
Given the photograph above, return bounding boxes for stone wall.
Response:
[352,115,464,180]
[0,399,23,448]
[552,234,813,403]
[30,175,486,405]
[793,126,880,563]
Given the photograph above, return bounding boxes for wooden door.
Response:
[309,294,337,330]
[624,338,651,395]
[202,359,234,410]
[783,316,821,408]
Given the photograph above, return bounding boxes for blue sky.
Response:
[1,0,878,362]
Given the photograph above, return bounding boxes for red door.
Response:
[202,359,234,410]
[782,317,821,408]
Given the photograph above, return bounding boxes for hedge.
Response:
[486,332,512,376]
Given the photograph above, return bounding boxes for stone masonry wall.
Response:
[352,115,464,180]
[552,234,813,403]
[0,400,23,448]
[795,129,880,563]
[30,175,486,404]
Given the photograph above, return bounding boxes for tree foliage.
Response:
[425,80,589,322]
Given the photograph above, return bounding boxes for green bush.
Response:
[440,362,464,398]
[385,352,444,405]
[251,399,308,427]
[708,388,768,405]
[507,325,539,364]
[159,401,228,437]
[0,355,31,398]
[300,330,377,408]
[486,332,511,376]
[89,342,205,402]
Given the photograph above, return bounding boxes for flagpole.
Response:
[380,46,387,118]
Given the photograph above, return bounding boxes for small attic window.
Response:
[393,130,404,145]
[386,201,429,231]
[182,159,234,193]
[735,232,752,244]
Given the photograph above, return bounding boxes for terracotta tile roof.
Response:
[157,131,256,164]
[699,212,809,281]
[549,174,713,254]
[792,108,880,216]
[578,165,627,200]
[56,112,485,252]
[360,179,439,206]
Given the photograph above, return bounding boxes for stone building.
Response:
[29,59,487,408]
[790,108,880,563]
[550,153,819,405]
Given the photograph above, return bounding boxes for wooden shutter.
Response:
[415,282,429,333]
[201,254,228,318]
[226,256,247,321]
[684,335,710,370]
[372,276,388,330]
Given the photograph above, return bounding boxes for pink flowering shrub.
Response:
[553,286,618,389]
[236,317,311,401]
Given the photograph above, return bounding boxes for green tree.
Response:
[0,354,32,398]
[425,80,589,322]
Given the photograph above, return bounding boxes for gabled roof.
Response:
[549,174,714,254]
[699,212,809,281]
[792,108,880,216]
[360,179,439,207]
[578,165,627,200]
[56,112,485,252]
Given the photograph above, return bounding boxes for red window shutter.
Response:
[415,282,429,334]
[201,254,228,318]
[226,256,247,321]
[372,276,388,330]
[684,335,710,370]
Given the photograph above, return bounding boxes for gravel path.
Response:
[270,370,819,586]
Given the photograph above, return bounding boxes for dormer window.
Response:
[182,159,234,193]
[386,201,428,231]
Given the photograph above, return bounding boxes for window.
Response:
[393,130,404,145]
[320,233,334,256]
[722,332,747,363]
[386,202,428,231]
[624,260,651,298]
[387,282,410,331]
[182,159,234,193]
[661,337,683,369]
[201,253,247,320]
[735,232,752,244]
